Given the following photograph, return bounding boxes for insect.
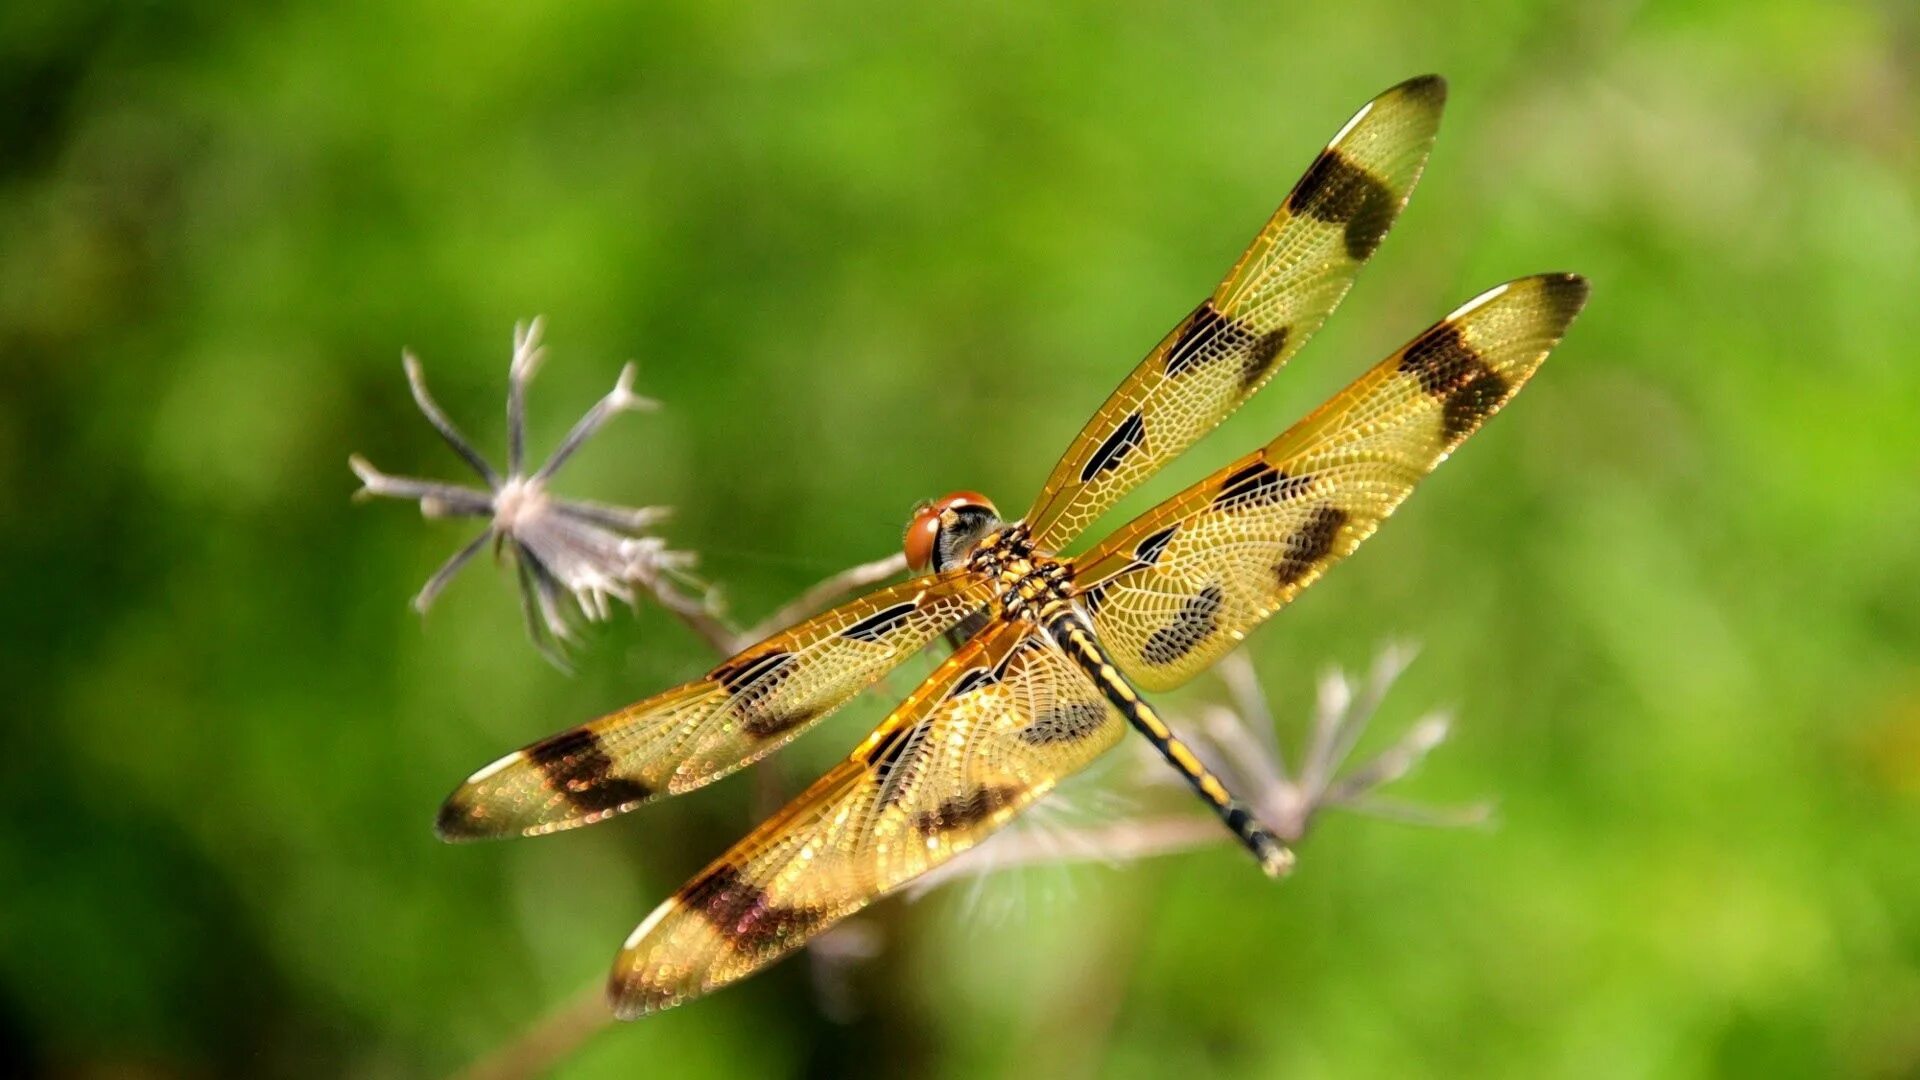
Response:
[436,74,1588,1018]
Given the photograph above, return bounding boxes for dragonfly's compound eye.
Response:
[903,502,942,572]
[903,491,999,572]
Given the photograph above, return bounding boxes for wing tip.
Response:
[608,967,683,1021]
[1445,272,1592,328]
[434,786,502,843]
[1534,272,1592,325]
[432,748,529,842]
[1390,73,1448,109]
[1328,73,1448,149]
[608,897,693,1020]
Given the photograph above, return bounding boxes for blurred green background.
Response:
[3,1,1917,1076]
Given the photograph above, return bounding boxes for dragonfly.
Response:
[436,74,1588,1018]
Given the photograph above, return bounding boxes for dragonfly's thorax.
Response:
[965,523,1073,622]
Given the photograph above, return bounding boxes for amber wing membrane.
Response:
[436,572,992,840]
[1070,273,1590,691]
[608,620,1124,1017]
[1022,75,1447,551]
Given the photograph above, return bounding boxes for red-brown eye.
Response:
[902,491,997,571]
[903,504,941,572]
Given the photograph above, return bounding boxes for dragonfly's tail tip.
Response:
[1259,843,1297,879]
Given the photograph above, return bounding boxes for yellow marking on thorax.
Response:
[978,537,1074,623]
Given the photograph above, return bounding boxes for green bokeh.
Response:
[3,1,1916,1076]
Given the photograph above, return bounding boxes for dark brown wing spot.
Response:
[1163,303,1248,377]
[839,602,918,643]
[434,794,485,841]
[1442,369,1511,441]
[1082,580,1113,614]
[868,719,938,809]
[712,649,794,693]
[1275,507,1349,587]
[948,665,1000,700]
[1539,272,1591,324]
[1134,525,1178,566]
[739,707,813,739]
[1141,585,1225,666]
[945,608,993,652]
[1018,700,1109,746]
[1210,460,1307,513]
[1240,326,1290,388]
[1288,149,1398,260]
[711,649,810,738]
[1164,302,1289,388]
[1398,324,1486,397]
[912,784,1019,835]
[1164,302,1231,378]
[526,728,652,814]
[864,723,912,771]
[683,865,826,956]
[1395,73,1448,107]
[1080,411,1146,484]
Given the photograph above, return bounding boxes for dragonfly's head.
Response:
[904,491,1001,573]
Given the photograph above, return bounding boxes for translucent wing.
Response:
[1070,273,1589,691]
[436,571,993,840]
[1023,75,1448,551]
[608,620,1124,1017]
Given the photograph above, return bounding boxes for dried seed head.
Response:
[914,643,1490,895]
[351,319,701,668]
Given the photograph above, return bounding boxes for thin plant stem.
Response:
[745,553,908,641]
[645,576,740,656]
[506,319,544,477]
[452,983,609,1080]
[414,529,495,614]
[533,364,655,483]
[404,354,500,487]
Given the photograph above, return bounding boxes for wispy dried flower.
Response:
[1183,643,1489,838]
[350,318,704,666]
[911,643,1489,895]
